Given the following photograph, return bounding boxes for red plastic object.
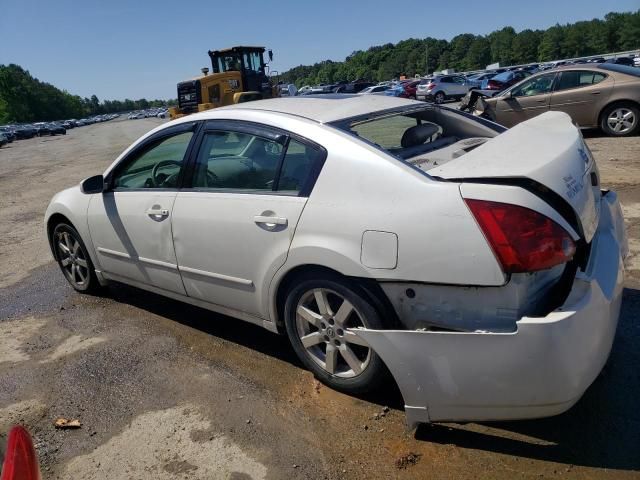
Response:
[465,199,576,273]
[0,426,41,480]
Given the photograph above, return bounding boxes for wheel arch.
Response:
[272,263,399,334]
[46,212,75,260]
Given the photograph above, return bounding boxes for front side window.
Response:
[511,74,556,97]
[216,54,241,73]
[112,132,193,189]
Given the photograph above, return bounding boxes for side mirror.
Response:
[80,174,104,194]
[268,49,273,62]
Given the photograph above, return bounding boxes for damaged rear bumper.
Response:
[351,191,626,428]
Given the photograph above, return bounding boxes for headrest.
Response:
[401,123,440,148]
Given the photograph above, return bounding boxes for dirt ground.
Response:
[0,117,639,479]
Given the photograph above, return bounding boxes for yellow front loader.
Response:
[169,46,278,119]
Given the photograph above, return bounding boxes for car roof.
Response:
[208,94,422,124]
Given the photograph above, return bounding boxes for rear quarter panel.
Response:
[279,125,505,287]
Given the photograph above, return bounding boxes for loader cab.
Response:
[208,46,273,99]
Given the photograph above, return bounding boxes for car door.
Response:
[492,73,557,127]
[452,76,468,96]
[171,120,326,318]
[87,122,199,294]
[549,70,611,126]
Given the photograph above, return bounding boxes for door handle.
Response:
[254,215,287,228]
[591,91,601,95]
[146,207,169,218]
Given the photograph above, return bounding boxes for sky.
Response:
[0,0,638,100]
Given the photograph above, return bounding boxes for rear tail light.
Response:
[465,199,576,273]
[0,426,41,480]
[427,83,436,90]
[486,80,499,90]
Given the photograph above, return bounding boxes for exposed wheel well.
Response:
[274,264,399,333]
[46,213,73,259]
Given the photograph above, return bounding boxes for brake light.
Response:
[0,426,41,480]
[465,199,576,273]
[427,83,435,90]
[486,80,499,90]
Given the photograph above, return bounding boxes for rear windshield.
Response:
[331,106,503,164]
[598,63,640,77]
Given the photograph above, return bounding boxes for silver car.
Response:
[416,74,475,103]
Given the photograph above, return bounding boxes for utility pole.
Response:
[425,46,429,76]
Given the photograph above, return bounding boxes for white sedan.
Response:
[45,95,627,427]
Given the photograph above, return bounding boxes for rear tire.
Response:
[52,223,101,293]
[600,103,639,137]
[434,91,445,104]
[283,273,389,395]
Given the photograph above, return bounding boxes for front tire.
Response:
[284,273,389,395]
[52,223,101,293]
[600,103,639,137]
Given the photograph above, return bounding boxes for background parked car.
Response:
[416,75,474,103]
[48,123,66,135]
[465,72,497,88]
[13,125,37,139]
[335,81,375,93]
[0,126,16,142]
[606,57,635,67]
[0,132,7,147]
[33,123,52,136]
[358,85,390,94]
[462,63,640,136]
[480,70,532,92]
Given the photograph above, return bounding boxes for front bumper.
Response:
[352,191,626,428]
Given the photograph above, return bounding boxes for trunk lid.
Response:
[429,111,601,242]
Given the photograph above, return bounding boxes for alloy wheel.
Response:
[607,107,636,134]
[56,230,90,288]
[295,288,371,378]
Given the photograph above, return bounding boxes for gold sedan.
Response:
[471,64,640,136]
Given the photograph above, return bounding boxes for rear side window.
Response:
[277,140,324,194]
[192,131,282,191]
[191,130,324,196]
[556,71,606,91]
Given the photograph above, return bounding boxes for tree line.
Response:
[279,10,640,87]
[0,64,174,124]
